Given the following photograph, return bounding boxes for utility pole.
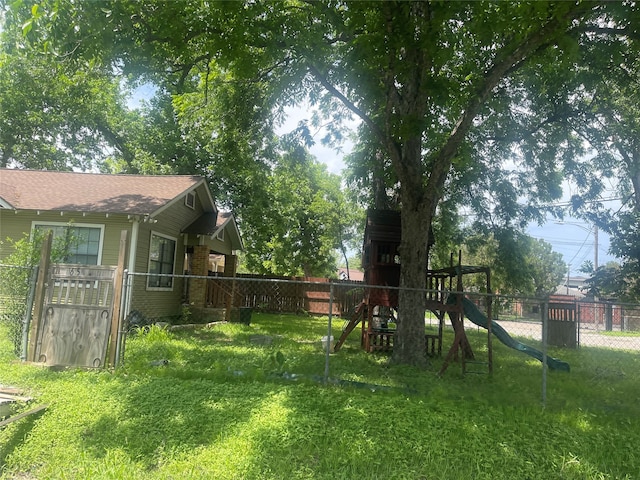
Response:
[594,225,598,270]
[554,221,599,271]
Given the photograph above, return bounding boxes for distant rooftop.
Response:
[338,267,364,282]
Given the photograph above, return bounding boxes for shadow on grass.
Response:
[0,408,47,470]
[3,314,640,478]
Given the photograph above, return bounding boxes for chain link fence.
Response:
[122,271,640,352]
[120,271,364,327]
[490,294,640,351]
[2,264,640,368]
[0,264,39,358]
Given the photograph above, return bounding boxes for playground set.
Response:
[333,209,570,374]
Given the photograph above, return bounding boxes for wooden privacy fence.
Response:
[548,301,577,348]
[34,265,117,367]
[205,274,364,316]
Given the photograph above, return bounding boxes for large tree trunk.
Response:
[390,134,433,366]
[391,201,432,366]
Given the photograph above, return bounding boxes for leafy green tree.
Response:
[242,141,358,278]
[525,237,567,297]
[169,66,363,277]
[462,231,565,298]
[0,24,141,170]
[7,1,640,365]
[540,34,640,302]
[579,261,632,302]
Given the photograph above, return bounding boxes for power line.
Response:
[534,197,623,208]
[458,196,623,219]
[528,237,596,246]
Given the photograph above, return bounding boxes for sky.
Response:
[279,106,620,274]
[132,88,620,274]
[527,219,615,276]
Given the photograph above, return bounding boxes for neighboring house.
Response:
[337,267,364,282]
[554,275,588,298]
[0,169,243,320]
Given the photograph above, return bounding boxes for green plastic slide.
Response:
[450,295,570,372]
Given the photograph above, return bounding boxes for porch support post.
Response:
[190,245,210,308]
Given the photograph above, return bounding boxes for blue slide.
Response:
[451,295,570,372]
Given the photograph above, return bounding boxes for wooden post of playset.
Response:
[456,251,474,374]
[439,254,468,375]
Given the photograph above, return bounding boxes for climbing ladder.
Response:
[334,301,366,352]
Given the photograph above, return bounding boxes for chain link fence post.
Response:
[541,296,549,408]
[324,282,334,384]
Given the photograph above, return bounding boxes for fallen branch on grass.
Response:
[0,404,48,428]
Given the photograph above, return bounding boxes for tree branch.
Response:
[425,2,594,202]
[306,63,385,145]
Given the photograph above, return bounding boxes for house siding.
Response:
[207,232,233,255]
[127,190,207,320]
[0,210,33,262]
[0,210,132,265]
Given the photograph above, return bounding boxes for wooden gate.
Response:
[27,230,127,368]
[34,265,118,367]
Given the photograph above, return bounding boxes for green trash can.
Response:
[231,307,252,325]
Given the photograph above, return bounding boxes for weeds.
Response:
[1,313,639,480]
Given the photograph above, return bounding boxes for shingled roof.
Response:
[0,169,214,216]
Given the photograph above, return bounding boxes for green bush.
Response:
[0,229,76,356]
[0,265,33,357]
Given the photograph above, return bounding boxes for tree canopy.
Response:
[1,1,362,279]
[4,1,640,365]
[462,231,566,298]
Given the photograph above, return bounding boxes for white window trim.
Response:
[216,228,225,241]
[185,192,196,209]
[147,231,178,291]
[31,221,105,265]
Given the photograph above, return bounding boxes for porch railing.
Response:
[202,274,363,316]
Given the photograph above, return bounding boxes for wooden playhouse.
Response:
[334,209,493,374]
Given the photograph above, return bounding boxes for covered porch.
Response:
[181,211,243,322]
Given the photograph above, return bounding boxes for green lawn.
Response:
[1,313,639,479]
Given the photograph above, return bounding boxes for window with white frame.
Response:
[33,222,104,265]
[185,192,195,209]
[148,232,177,289]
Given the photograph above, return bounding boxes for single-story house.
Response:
[0,169,243,321]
